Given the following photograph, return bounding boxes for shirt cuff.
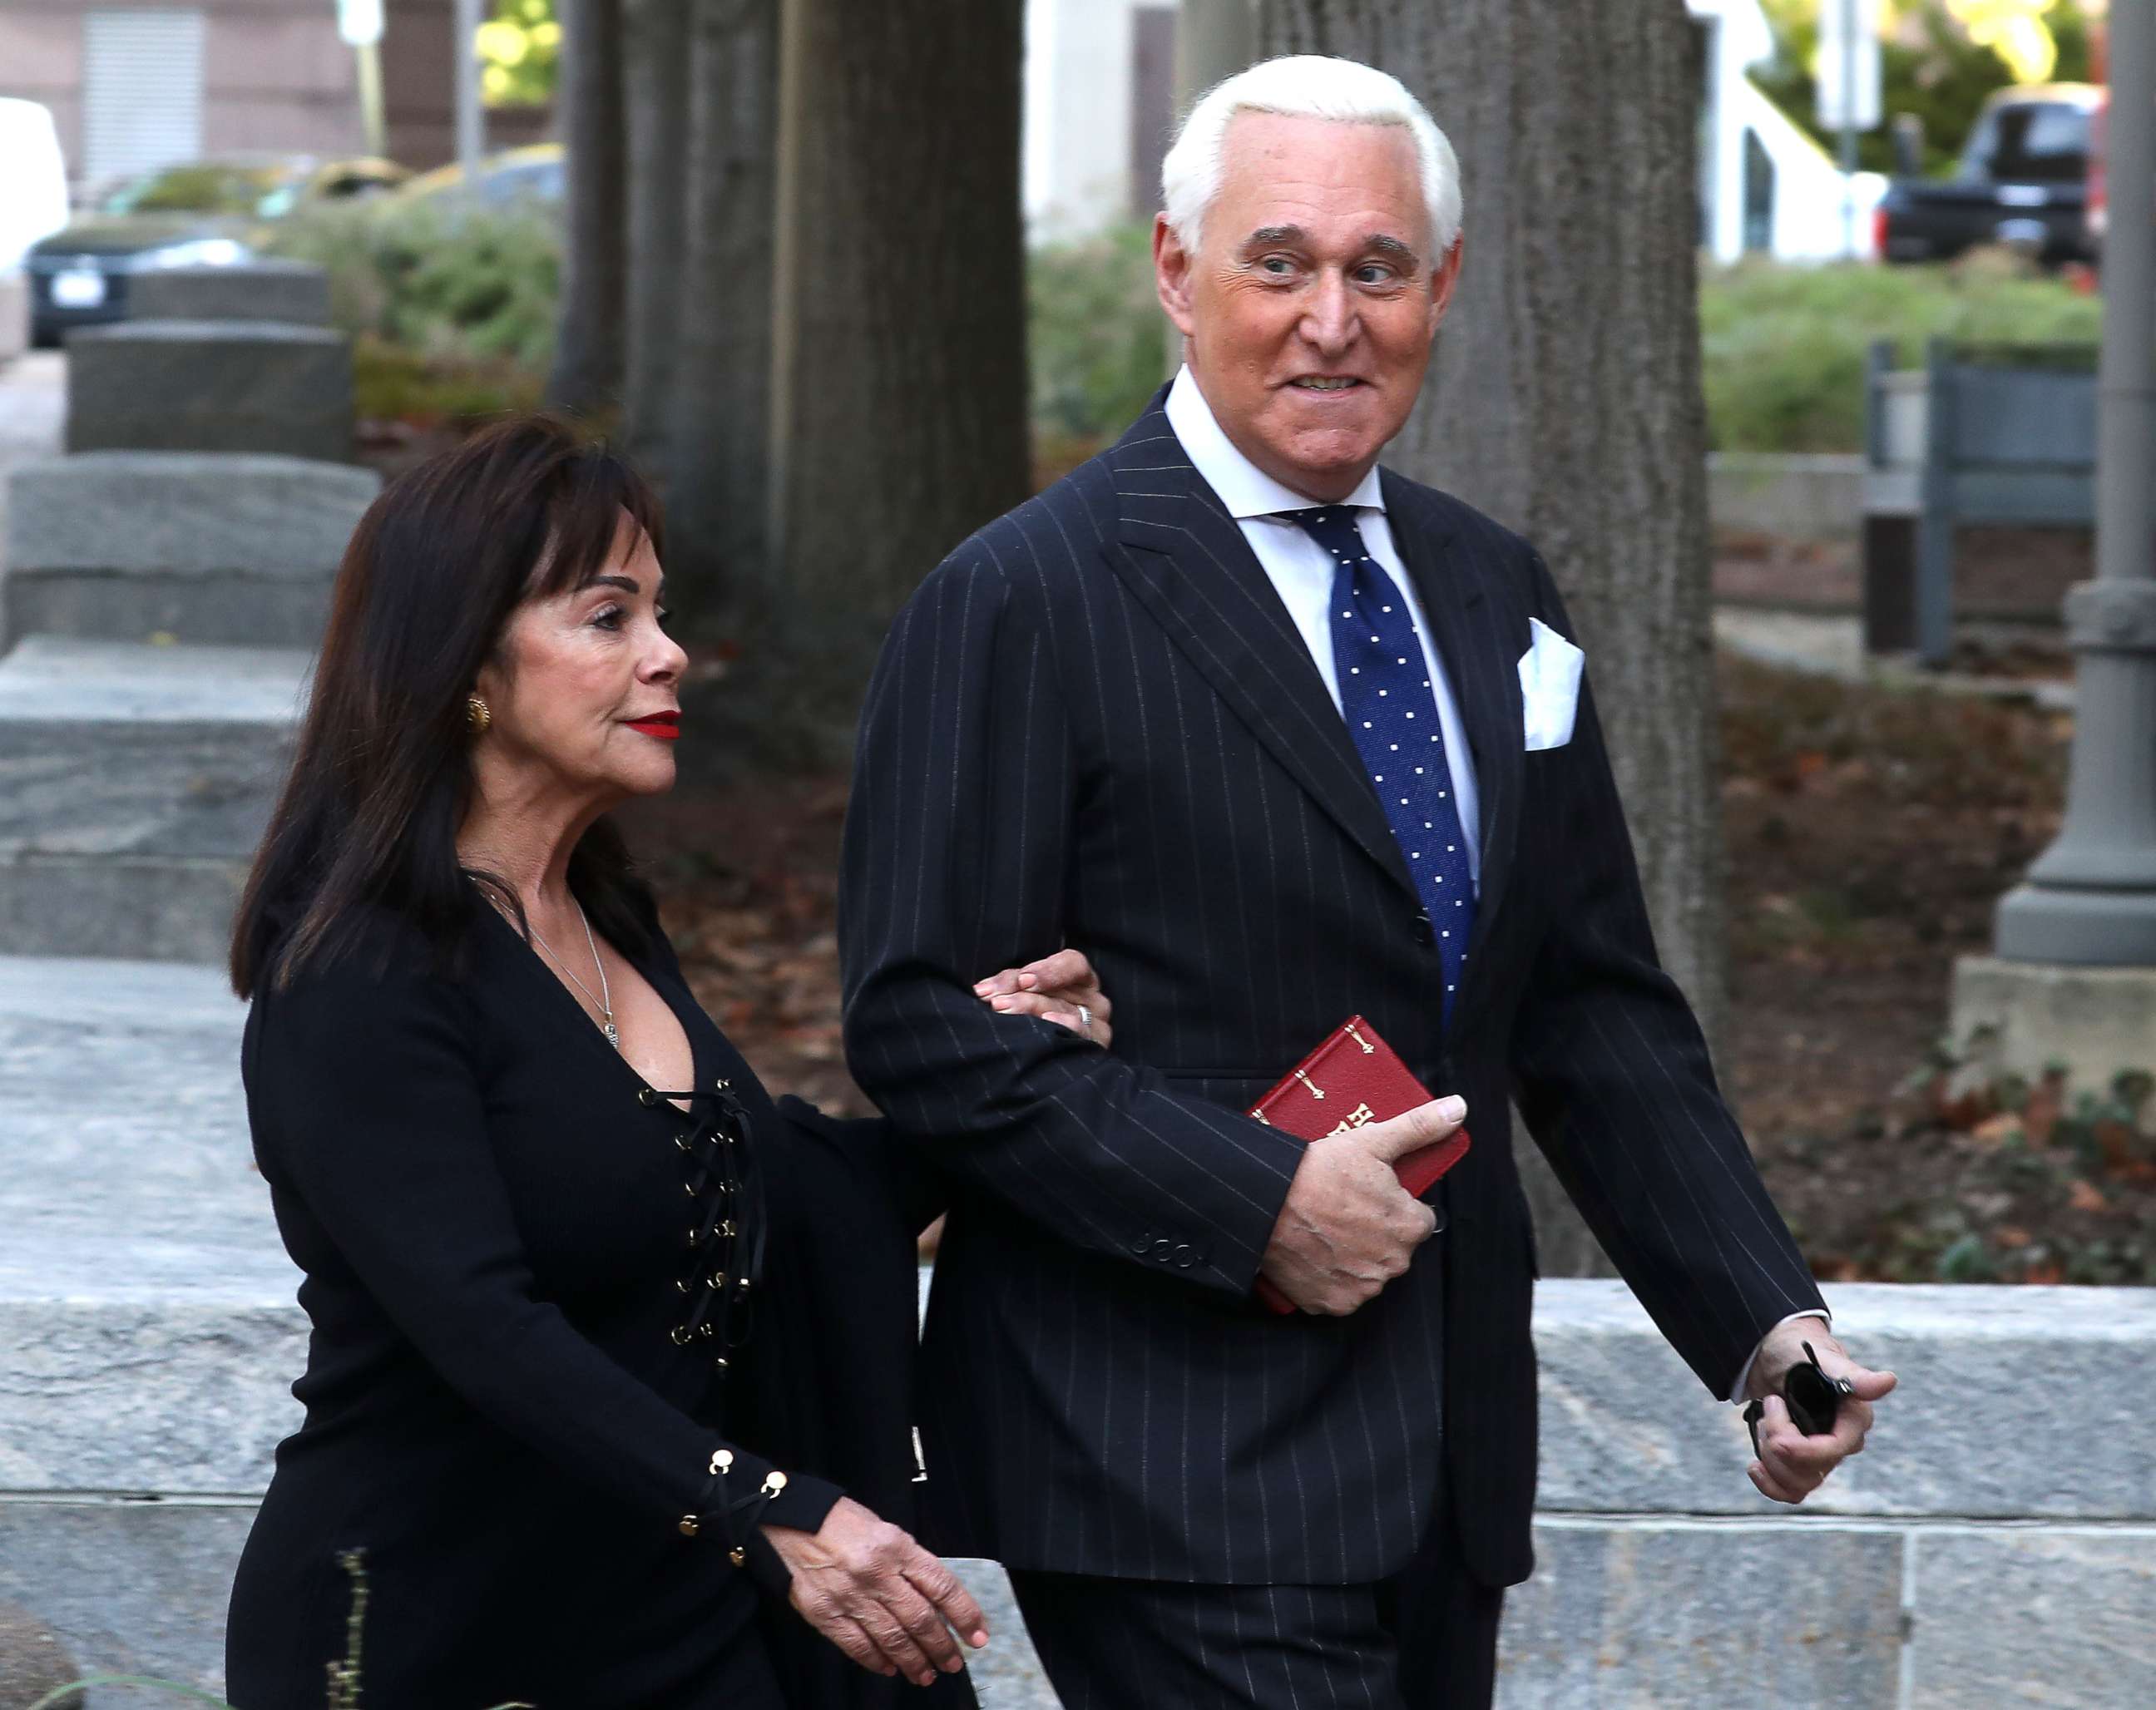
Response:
[1728,1309,1832,1404]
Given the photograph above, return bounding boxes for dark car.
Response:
[1876,85,2102,268]
[24,154,407,347]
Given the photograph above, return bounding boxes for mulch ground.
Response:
[627,645,2154,1287]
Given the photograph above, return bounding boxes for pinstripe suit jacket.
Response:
[838,393,1824,1589]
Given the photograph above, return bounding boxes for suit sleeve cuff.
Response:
[1728,1309,1832,1404]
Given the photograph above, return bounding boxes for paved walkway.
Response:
[0,351,66,550]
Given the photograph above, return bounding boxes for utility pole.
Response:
[1954,0,2156,1095]
[1837,0,1858,258]
[455,0,486,180]
[1993,0,2156,964]
[336,0,386,158]
[1164,0,1256,373]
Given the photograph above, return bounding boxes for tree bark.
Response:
[546,0,626,414]
[1256,0,1724,1276]
[621,0,694,478]
[768,0,1031,719]
[663,0,781,622]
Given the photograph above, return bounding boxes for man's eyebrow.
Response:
[1241,225,1308,250]
[1366,233,1421,268]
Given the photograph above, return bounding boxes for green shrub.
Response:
[266,199,562,378]
[1028,220,1169,456]
[1699,253,2100,453]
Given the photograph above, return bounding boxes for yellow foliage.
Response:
[1943,0,2060,84]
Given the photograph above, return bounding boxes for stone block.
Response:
[946,1561,1057,1707]
[1532,1280,2156,1522]
[1496,1518,1905,1708]
[0,639,309,959]
[1904,1526,2156,1708]
[0,269,27,367]
[1950,955,2156,1102]
[66,321,352,462]
[0,1600,79,1710]
[126,261,331,328]
[2,452,374,649]
[0,1497,253,1708]
[1708,452,1865,542]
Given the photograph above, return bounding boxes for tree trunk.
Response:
[1256,0,1723,1277]
[663,0,781,623]
[546,0,626,414]
[768,0,1031,721]
[621,0,694,477]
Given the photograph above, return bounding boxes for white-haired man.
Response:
[840,55,1893,1706]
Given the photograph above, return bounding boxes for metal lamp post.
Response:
[1992,2,2156,966]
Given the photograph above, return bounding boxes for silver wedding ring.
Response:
[1077,1003,1093,1042]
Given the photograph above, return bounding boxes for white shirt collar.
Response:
[1164,365,1387,521]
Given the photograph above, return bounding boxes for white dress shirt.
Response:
[1165,368,1824,1403]
[1165,367,1481,887]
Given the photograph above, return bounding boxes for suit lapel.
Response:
[1104,408,1421,908]
[1381,468,1525,994]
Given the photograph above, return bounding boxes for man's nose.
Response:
[1299,270,1360,354]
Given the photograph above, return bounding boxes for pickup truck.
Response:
[1875,83,2102,267]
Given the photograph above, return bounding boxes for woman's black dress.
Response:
[225,900,848,1709]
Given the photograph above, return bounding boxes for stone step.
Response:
[66,319,353,463]
[126,259,332,327]
[0,637,308,960]
[2,451,375,650]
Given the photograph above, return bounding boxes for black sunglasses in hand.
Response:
[1743,1340,1857,1457]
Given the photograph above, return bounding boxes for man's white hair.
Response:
[1160,56,1462,262]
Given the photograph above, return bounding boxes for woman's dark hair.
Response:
[230,413,666,998]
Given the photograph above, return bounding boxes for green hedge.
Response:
[264,200,559,420]
[1699,252,2100,453]
[268,199,2104,459]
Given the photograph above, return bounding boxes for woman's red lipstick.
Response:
[626,710,682,741]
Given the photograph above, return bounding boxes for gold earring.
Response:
[465,695,492,735]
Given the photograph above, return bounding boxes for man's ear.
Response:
[1428,233,1465,333]
[1154,213,1199,341]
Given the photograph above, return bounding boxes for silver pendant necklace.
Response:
[527,900,620,1050]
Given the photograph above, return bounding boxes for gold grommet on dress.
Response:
[714,1356,729,1372]
[670,1326,692,1346]
[710,1448,734,1475]
[638,1088,660,1108]
[677,1515,700,1538]
[762,1470,788,1497]
[729,1547,747,1566]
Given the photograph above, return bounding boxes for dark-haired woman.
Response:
[222,417,1113,1708]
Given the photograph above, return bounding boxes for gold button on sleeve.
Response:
[676,1514,700,1538]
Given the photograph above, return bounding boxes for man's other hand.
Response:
[1256,1097,1461,1315]
[1743,1326,1898,1505]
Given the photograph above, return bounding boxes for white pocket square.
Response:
[1517,617,1585,751]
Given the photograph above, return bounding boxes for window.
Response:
[82,10,206,187]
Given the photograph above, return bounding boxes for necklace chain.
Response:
[474,879,619,1050]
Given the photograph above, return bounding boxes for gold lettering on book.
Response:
[1324,1102,1377,1138]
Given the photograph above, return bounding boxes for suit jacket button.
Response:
[1130,1229,1153,1254]
[1152,1238,1175,1258]
[1172,1243,1197,1268]
[1413,911,1437,951]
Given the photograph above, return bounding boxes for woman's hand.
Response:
[762,1497,989,1686]
[973,948,1113,1049]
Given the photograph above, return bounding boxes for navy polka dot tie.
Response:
[1280,506,1476,1011]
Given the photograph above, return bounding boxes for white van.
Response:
[0,99,69,359]
[0,99,67,270]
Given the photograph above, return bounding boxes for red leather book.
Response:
[1249,1015,1469,1315]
